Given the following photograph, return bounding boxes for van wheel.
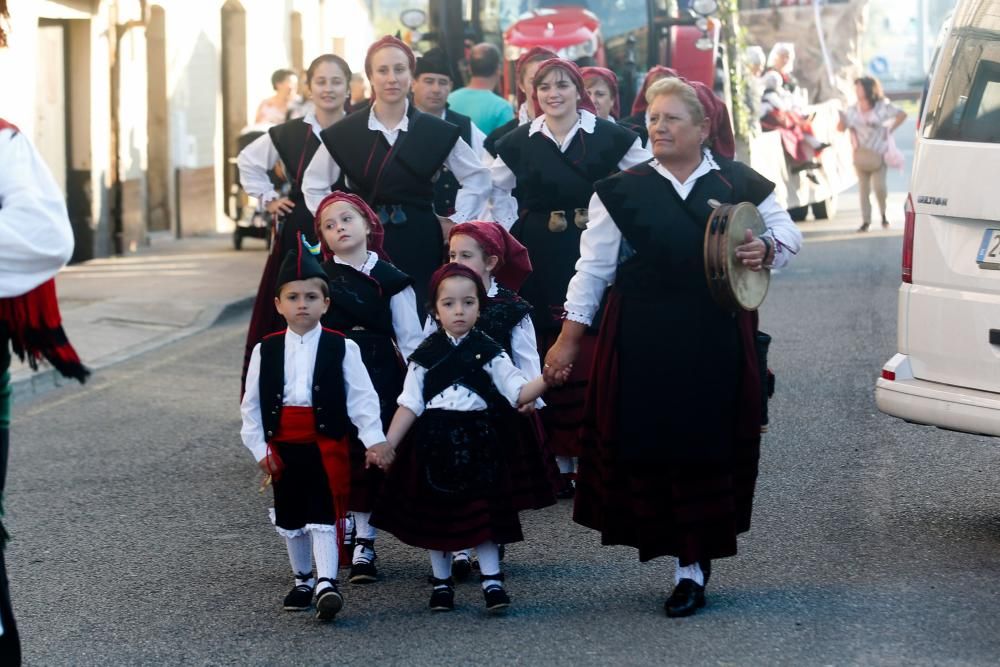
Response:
[811,197,837,220]
[788,206,809,222]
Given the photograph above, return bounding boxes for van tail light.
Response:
[902,193,915,283]
[881,369,896,381]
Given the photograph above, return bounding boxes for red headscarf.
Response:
[449,221,533,292]
[687,79,736,160]
[428,263,488,312]
[530,58,597,118]
[581,66,620,119]
[515,47,557,110]
[364,36,416,100]
[313,191,389,262]
[630,65,679,116]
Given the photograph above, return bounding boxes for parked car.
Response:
[875,0,1000,436]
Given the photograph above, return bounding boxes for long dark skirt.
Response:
[372,409,523,551]
[271,441,339,532]
[241,242,287,397]
[345,330,405,513]
[572,289,764,563]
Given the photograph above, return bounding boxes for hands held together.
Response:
[365,441,396,471]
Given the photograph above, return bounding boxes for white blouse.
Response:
[488,110,652,228]
[564,151,803,327]
[0,127,74,298]
[397,332,530,417]
[236,111,326,206]
[241,323,387,461]
[301,100,490,222]
[331,251,425,359]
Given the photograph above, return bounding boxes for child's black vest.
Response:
[475,287,532,356]
[258,328,351,441]
[409,329,504,404]
[321,259,413,337]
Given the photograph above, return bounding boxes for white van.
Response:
[875,0,1000,436]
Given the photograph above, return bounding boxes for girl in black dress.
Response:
[372,264,555,614]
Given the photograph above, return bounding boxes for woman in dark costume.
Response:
[302,36,490,319]
[313,191,424,584]
[238,54,353,391]
[544,77,802,617]
[490,58,650,493]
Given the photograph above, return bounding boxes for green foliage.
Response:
[718,0,753,146]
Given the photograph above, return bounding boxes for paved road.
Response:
[7,229,1000,665]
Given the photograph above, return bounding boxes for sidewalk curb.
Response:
[11,294,255,403]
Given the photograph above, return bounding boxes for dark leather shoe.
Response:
[664,579,706,618]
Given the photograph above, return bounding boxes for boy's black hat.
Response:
[276,234,327,292]
[414,47,451,80]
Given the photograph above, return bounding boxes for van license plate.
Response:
[976,229,1000,269]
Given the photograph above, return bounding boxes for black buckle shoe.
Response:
[664,578,706,618]
[481,573,510,613]
[429,577,455,612]
[556,473,575,499]
[349,538,378,584]
[315,578,344,621]
[283,573,314,611]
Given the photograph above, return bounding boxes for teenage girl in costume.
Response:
[239,54,353,392]
[490,58,650,494]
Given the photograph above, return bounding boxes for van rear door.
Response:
[905,29,1000,393]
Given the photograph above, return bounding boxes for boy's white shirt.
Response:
[397,331,530,417]
[240,322,386,461]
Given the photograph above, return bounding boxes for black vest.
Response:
[408,329,504,404]
[495,117,638,214]
[617,112,648,146]
[268,119,331,246]
[319,104,461,209]
[433,108,474,217]
[258,329,351,441]
[476,287,533,355]
[320,258,413,337]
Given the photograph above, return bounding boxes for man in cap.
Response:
[412,47,489,218]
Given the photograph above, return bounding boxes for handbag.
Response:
[853,145,883,172]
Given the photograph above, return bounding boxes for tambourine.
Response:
[703,202,770,311]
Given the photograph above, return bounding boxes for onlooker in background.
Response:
[837,75,907,232]
[447,43,514,136]
[256,69,298,125]
[765,42,800,98]
[349,72,370,112]
[744,45,766,132]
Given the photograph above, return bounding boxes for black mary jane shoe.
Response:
[452,553,473,582]
[664,578,706,618]
[314,578,344,621]
[481,573,510,613]
[283,579,314,611]
[429,577,455,612]
[556,473,575,499]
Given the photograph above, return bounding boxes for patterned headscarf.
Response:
[530,58,597,118]
[313,191,389,262]
[581,66,620,119]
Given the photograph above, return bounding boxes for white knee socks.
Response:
[285,533,314,587]
[311,529,340,591]
[353,511,376,541]
[476,541,501,589]
[429,551,453,584]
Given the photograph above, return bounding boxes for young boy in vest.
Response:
[240,238,394,621]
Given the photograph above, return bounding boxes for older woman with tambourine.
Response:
[543,77,801,618]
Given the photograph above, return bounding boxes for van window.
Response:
[923,37,1000,143]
